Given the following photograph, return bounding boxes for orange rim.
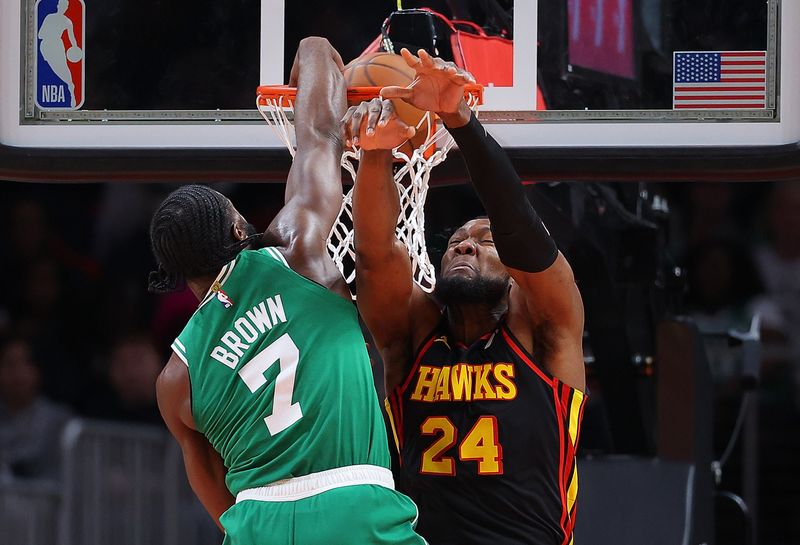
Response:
[257,84,483,106]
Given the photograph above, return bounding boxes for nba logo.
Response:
[216,289,234,309]
[35,0,85,109]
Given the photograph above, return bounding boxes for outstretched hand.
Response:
[380,48,475,119]
[341,98,416,151]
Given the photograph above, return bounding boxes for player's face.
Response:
[440,218,508,284]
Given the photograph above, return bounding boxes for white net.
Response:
[256,89,481,296]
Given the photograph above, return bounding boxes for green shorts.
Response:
[221,469,425,545]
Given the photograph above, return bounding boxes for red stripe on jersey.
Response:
[500,328,554,387]
[574,394,588,447]
[554,382,568,539]
[560,385,575,504]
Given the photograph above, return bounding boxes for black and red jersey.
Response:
[386,320,586,545]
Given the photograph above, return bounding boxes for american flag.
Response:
[673,51,767,109]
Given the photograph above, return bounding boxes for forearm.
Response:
[353,150,402,264]
[353,149,419,355]
[183,445,235,531]
[446,113,557,272]
[294,42,347,148]
[277,38,347,240]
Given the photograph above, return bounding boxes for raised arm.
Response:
[383,49,585,391]
[344,99,439,390]
[263,38,348,293]
[156,356,234,528]
[446,113,585,390]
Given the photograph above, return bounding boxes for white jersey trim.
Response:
[264,247,290,268]
[171,340,189,367]
[197,259,238,311]
[235,465,394,503]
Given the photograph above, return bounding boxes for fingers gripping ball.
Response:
[66,47,83,63]
[344,52,433,158]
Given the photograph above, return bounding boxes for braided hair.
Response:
[148,185,260,293]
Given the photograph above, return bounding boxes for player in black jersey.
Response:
[345,48,587,545]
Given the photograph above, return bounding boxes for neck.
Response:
[187,275,218,302]
[444,299,508,345]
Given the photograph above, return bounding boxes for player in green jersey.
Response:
[148,38,425,545]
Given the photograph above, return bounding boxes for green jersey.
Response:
[171,248,389,495]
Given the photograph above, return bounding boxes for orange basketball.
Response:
[343,52,433,157]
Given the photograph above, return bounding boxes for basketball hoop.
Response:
[256,83,483,296]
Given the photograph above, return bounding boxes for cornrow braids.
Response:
[148,185,260,293]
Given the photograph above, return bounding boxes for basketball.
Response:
[343,52,433,157]
[66,47,82,63]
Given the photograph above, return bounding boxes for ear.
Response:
[231,221,247,242]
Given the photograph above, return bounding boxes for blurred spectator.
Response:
[0,336,73,481]
[81,334,164,425]
[668,183,743,260]
[0,201,52,329]
[0,196,100,406]
[11,258,87,405]
[684,237,770,394]
[753,182,800,405]
[685,237,765,332]
[0,199,100,291]
[150,288,198,355]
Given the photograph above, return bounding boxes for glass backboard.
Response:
[0,0,797,155]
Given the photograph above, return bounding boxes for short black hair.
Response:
[148,185,257,293]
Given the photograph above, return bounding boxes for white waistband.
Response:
[235,465,395,503]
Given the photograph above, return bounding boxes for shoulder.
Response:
[410,290,444,351]
[239,247,285,266]
[224,247,293,289]
[157,353,190,393]
[505,282,586,391]
[264,245,351,300]
[381,291,441,392]
[156,354,195,431]
[503,286,537,353]
[157,354,191,410]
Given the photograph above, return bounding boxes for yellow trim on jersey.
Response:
[566,468,578,509]
[568,389,584,446]
[384,398,401,454]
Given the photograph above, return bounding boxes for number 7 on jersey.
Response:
[237,333,303,435]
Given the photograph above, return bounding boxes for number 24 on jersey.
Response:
[421,416,504,476]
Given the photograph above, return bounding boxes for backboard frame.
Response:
[0,0,799,182]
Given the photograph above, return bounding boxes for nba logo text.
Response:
[35,0,85,110]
